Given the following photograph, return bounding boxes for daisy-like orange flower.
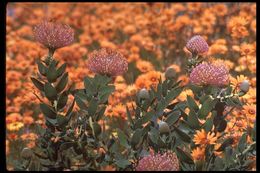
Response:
[7,122,24,131]
[240,43,255,56]
[136,60,154,73]
[193,129,218,146]
[191,147,205,161]
[135,74,151,89]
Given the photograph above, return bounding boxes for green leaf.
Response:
[40,103,56,119]
[131,128,143,147]
[89,117,101,137]
[115,159,131,169]
[88,98,98,116]
[57,114,68,128]
[57,63,67,77]
[84,76,95,94]
[65,99,75,118]
[99,85,115,95]
[45,116,57,126]
[216,138,234,152]
[165,87,182,105]
[37,60,47,76]
[55,72,68,93]
[93,122,102,137]
[174,126,191,143]
[198,97,217,119]
[166,101,179,110]
[117,129,129,148]
[187,95,199,112]
[226,98,243,108]
[216,119,227,132]
[238,133,247,152]
[46,60,58,83]
[176,146,194,164]
[203,118,213,132]
[126,106,134,125]
[59,142,75,151]
[36,124,45,136]
[57,91,68,110]
[39,159,53,167]
[148,126,159,145]
[31,77,44,92]
[95,105,106,121]
[75,95,88,110]
[162,80,168,96]
[189,84,202,94]
[134,111,154,129]
[33,147,48,159]
[44,83,57,101]
[187,108,200,129]
[165,111,181,126]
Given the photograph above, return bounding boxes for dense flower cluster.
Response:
[189,62,229,86]
[87,48,128,76]
[33,20,74,50]
[136,151,179,171]
[186,35,209,55]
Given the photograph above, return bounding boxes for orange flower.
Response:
[135,74,151,89]
[6,113,23,124]
[193,129,218,146]
[136,60,154,73]
[23,116,34,125]
[191,147,205,161]
[7,122,24,131]
[112,104,127,120]
[240,43,255,56]
[227,16,249,38]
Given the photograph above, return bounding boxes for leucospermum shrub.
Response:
[6,3,256,171]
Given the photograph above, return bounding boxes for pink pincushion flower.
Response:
[33,20,74,50]
[87,48,128,76]
[135,151,179,171]
[186,35,209,55]
[190,62,229,86]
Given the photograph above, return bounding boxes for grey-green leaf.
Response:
[176,146,194,164]
[46,61,58,83]
[198,97,217,119]
[44,83,57,101]
[55,72,68,93]
[57,91,68,110]
[57,63,67,77]
[31,77,44,92]
[40,103,56,119]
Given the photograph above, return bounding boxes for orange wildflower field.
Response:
[5,2,256,171]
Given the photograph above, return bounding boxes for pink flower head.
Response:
[33,20,74,50]
[87,48,128,76]
[186,35,209,55]
[190,62,229,86]
[135,151,179,171]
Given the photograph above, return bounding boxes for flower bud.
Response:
[138,88,150,100]
[239,80,250,93]
[158,121,170,134]
[21,147,33,160]
[165,68,176,79]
